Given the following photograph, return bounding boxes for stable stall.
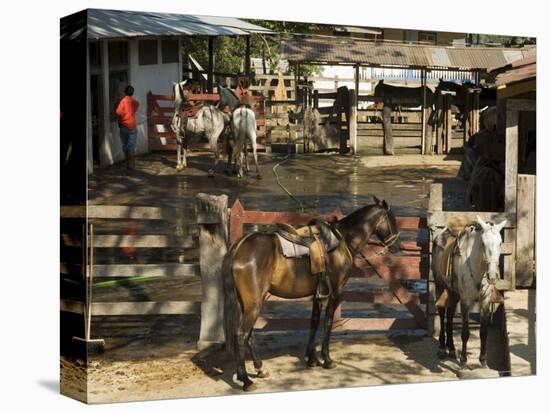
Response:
[280,36,533,155]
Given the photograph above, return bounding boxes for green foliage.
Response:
[180,20,331,77]
[477,34,536,47]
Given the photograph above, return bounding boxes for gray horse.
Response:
[171,81,228,176]
[432,216,506,372]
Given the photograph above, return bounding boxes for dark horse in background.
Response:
[374,80,436,154]
[222,196,402,391]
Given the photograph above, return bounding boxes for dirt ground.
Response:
[61,151,523,404]
[62,329,505,404]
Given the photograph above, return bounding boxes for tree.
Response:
[180,20,331,78]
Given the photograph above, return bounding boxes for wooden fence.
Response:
[60,204,201,316]
[61,194,435,352]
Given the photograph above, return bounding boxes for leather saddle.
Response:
[275,221,340,299]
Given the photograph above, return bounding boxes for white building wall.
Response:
[314,66,374,108]
[95,38,181,168]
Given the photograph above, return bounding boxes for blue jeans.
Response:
[119,126,138,154]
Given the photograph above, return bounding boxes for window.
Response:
[139,40,158,65]
[162,39,179,64]
[418,31,437,45]
[108,41,128,67]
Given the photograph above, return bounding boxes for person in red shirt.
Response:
[115,85,140,170]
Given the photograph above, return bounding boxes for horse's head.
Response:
[476,216,507,282]
[370,195,401,253]
[374,79,384,96]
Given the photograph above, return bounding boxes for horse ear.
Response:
[476,215,489,230]
[495,220,507,232]
[372,195,381,205]
[382,200,389,210]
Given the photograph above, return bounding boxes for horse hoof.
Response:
[456,369,466,379]
[242,381,256,392]
[306,357,322,368]
[447,350,457,360]
[208,169,214,177]
[323,360,336,370]
[437,349,448,359]
[256,174,262,180]
[257,369,270,378]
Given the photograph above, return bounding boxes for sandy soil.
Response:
[61,328,505,404]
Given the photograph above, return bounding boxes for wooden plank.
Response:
[61,205,185,220]
[505,108,519,213]
[429,183,443,213]
[516,174,535,287]
[357,130,422,138]
[357,123,422,131]
[427,211,516,228]
[60,300,201,315]
[357,137,422,149]
[62,234,196,248]
[499,92,536,108]
[254,317,421,331]
[504,106,519,289]
[350,89,357,154]
[61,263,200,278]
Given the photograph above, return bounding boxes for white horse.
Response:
[171,81,228,176]
[230,107,260,179]
[431,216,506,371]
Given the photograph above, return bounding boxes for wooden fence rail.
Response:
[60,204,202,347]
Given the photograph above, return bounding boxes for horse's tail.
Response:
[222,246,241,356]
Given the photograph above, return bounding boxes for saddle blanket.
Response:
[275,227,340,258]
[276,233,310,258]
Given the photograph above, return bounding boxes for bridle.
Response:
[334,208,401,262]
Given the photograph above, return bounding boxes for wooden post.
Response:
[473,89,480,135]
[313,89,319,109]
[504,105,518,290]
[382,105,394,155]
[436,92,443,155]
[293,63,299,106]
[421,69,427,155]
[337,89,345,154]
[355,64,360,108]
[207,37,215,93]
[427,183,443,336]
[444,93,453,153]
[195,193,228,350]
[349,89,357,155]
[516,174,535,287]
[245,36,251,77]
[464,90,471,144]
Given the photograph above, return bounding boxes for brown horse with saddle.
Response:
[222,196,402,391]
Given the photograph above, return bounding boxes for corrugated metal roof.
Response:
[86,9,273,39]
[281,37,534,70]
[495,50,536,86]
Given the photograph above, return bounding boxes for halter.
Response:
[334,208,401,262]
[370,209,401,249]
